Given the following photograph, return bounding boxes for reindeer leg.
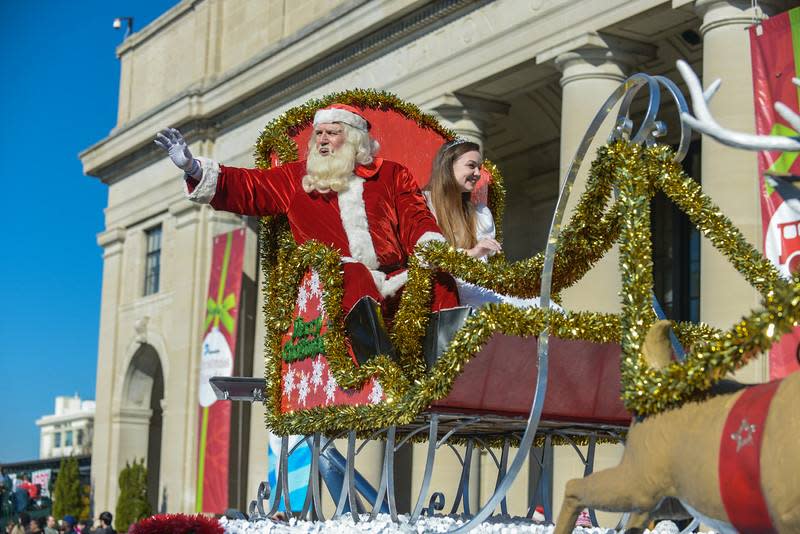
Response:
[623,510,651,534]
[554,482,583,534]
[554,463,664,534]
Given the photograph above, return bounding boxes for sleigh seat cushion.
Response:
[430,334,631,425]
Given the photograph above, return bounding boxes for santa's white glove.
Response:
[154,128,201,178]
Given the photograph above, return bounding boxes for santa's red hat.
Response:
[313,103,370,131]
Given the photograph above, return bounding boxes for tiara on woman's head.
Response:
[444,137,470,149]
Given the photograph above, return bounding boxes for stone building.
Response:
[36,395,95,460]
[79,0,788,521]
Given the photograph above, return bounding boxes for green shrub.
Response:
[114,459,151,531]
[53,457,82,519]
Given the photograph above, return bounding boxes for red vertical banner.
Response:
[750,8,800,379]
[196,228,246,513]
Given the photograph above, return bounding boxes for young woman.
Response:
[424,140,500,261]
[424,139,558,310]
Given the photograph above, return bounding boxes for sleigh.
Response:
[211,68,798,532]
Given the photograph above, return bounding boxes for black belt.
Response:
[378,263,405,275]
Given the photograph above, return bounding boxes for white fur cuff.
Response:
[415,232,446,248]
[184,156,220,204]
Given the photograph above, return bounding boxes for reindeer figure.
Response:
[554,321,800,533]
[555,62,800,534]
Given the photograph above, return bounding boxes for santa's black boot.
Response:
[345,296,397,365]
[422,306,472,370]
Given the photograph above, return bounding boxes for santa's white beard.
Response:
[303,143,357,193]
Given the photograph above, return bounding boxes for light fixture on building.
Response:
[113,16,134,39]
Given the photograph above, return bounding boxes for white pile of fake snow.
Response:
[220,514,697,534]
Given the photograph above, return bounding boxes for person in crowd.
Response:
[0,468,11,494]
[155,105,460,364]
[44,515,58,534]
[93,511,115,534]
[424,139,563,310]
[8,512,29,534]
[76,519,92,533]
[29,516,44,533]
[11,485,28,514]
[0,468,13,519]
[18,475,39,500]
[61,515,77,533]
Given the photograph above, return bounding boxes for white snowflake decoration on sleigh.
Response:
[368,379,383,405]
[325,371,338,403]
[283,365,295,400]
[297,371,310,406]
[297,284,309,313]
[309,270,322,298]
[311,357,325,392]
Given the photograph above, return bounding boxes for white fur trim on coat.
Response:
[314,108,368,131]
[341,256,409,298]
[370,270,409,298]
[337,177,380,270]
[184,157,219,204]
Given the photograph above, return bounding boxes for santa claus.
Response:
[155,104,462,366]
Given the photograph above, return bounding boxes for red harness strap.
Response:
[718,379,782,534]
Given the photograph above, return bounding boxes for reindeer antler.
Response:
[677,59,800,152]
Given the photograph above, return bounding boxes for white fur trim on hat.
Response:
[184,156,219,204]
[314,108,368,131]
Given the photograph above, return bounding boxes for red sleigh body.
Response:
[278,268,630,427]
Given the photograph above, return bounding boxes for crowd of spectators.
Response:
[3,511,115,534]
[1,468,115,534]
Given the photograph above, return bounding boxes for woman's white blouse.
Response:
[474,203,496,242]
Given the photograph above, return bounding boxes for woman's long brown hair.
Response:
[425,141,481,250]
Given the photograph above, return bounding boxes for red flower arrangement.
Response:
[130,514,224,534]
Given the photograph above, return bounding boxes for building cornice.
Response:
[36,412,95,428]
[114,0,198,57]
[80,0,479,184]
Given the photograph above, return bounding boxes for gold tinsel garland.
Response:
[617,145,659,410]
[615,145,793,415]
[411,141,796,418]
[256,106,800,434]
[390,255,433,382]
[263,297,719,437]
[416,143,627,298]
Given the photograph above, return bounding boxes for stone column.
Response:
[91,226,126,513]
[430,93,510,151]
[537,32,654,314]
[695,0,776,383]
[114,406,154,474]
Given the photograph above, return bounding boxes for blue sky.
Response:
[0,1,176,463]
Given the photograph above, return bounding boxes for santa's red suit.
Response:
[184,156,459,314]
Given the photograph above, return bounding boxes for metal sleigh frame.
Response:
[209,60,778,532]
